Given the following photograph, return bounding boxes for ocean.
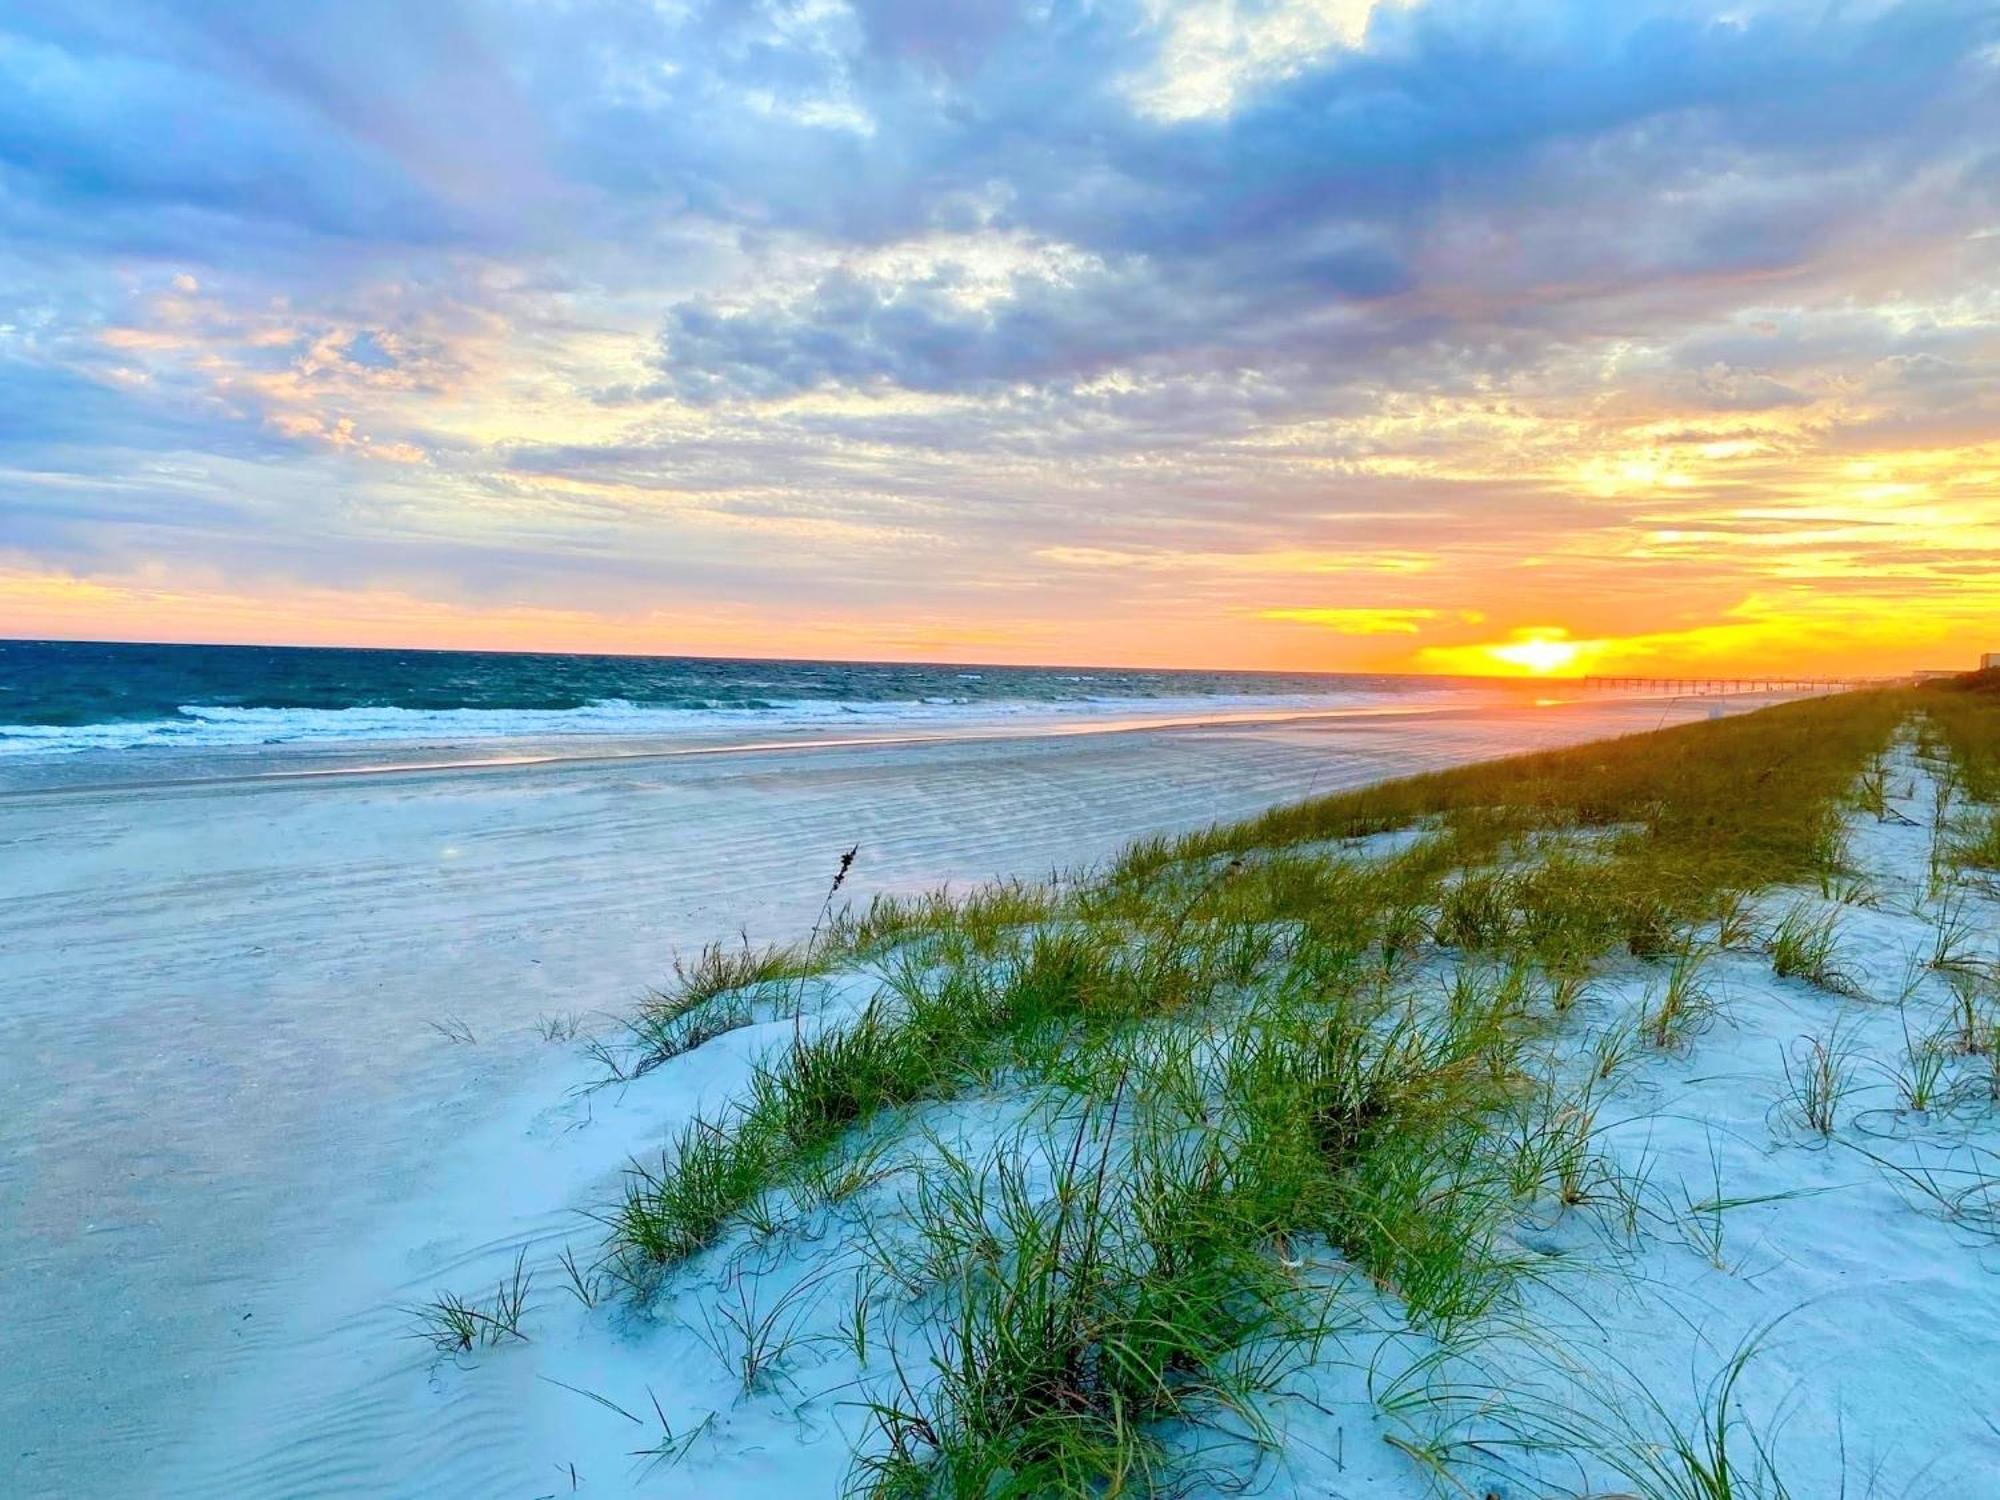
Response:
[0,639,1493,758]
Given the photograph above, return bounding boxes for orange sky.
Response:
[5,3,1996,681]
[7,391,1995,678]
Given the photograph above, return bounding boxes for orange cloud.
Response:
[1258,607,1440,634]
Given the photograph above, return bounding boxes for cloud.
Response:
[611,0,1998,411]
[1258,607,1441,635]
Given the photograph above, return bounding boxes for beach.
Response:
[10,6,1994,1493]
[0,689,1755,1496]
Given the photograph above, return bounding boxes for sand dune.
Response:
[0,694,1769,1496]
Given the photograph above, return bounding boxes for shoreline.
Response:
[0,687,1780,800]
[0,698,1468,798]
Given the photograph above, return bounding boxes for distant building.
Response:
[1984,652,2000,671]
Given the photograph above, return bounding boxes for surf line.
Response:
[0,702,1481,798]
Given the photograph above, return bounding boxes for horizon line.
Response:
[1,632,1872,684]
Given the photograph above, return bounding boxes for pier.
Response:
[1579,675,1885,695]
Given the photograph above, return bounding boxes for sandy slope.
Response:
[1273,733,2000,1494]
[132,709,2000,1499]
[0,694,1778,1497]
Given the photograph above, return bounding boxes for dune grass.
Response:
[1766,901,1859,995]
[409,1248,532,1354]
[1922,671,2000,800]
[593,690,1915,1494]
[1920,675,2000,885]
[855,965,1539,1494]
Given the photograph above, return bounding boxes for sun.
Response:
[1485,632,1586,676]
[1413,627,1608,679]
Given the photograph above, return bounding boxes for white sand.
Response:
[0,693,1801,1496]
[1275,733,2000,1494]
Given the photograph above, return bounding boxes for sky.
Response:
[1,0,1996,678]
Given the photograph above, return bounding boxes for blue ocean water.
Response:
[0,639,1479,756]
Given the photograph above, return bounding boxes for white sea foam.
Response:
[0,686,1479,757]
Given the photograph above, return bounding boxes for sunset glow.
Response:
[1476,632,1594,679]
[1,5,1996,676]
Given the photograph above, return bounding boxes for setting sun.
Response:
[1412,628,1613,679]
[1485,632,1587,677]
